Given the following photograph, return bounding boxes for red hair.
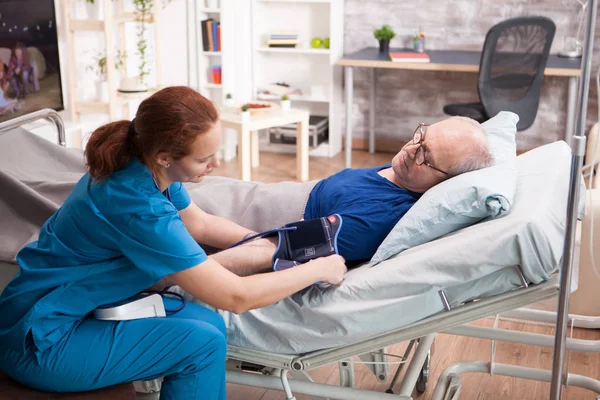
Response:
[85,86,219,181]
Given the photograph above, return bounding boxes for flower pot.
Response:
[378,40,390,54]
[72,0,87,19]
[119,76,148,93]
[241,111,250,123]
[95,80,109,103]
[85,1,102,20]
[281,99,291,112]
[225,98,234,108]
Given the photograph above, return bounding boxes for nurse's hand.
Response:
[311,254,347,285]
[173,255,347,314]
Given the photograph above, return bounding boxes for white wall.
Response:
[159,0,189,87]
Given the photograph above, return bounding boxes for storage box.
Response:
[268,115,329,149]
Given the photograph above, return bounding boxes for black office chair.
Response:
[443,16,556,131]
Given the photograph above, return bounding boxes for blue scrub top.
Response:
[304,164,420,262]
[0,158,207,354]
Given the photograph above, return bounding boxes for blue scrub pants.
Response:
[0,299,226,400]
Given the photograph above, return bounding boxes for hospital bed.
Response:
[0,6,598,393]
[215,142,594,400]
[226,15,599,400]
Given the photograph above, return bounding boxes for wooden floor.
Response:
[217,150,600,400]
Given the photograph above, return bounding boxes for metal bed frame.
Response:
[0,108,65,146]
[0,3,596,394]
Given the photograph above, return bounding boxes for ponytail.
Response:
[85,86,219,182]
[85,120,137,181]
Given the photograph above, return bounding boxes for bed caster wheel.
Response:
[416,350,431,393]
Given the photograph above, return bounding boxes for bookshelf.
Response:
[188,2,231,106]
[187,0,243,160]
[63,0,163,122]
[250,0,344,157]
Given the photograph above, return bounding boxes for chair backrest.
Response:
[478,16,556,131]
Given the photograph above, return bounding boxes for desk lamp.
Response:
[559,0,587,58]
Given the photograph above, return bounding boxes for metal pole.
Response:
[345,66,353,168]
[0,108,65,147]
[397,334,436,396]
[550,0,597,397]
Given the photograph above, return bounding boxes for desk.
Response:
[219,108,310,182]
[337,47,582,168]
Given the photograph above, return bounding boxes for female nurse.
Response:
[0,86,346,399]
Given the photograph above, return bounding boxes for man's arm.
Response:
[177,201,279,275]
[209,237,277,276]
[178,201,255,249]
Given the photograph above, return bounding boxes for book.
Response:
[206,20,214,52]
[212,21,219,51]
[217,24,221,51]
[201,19,212,51]
[389,52,430,63]
[267,40,299,45]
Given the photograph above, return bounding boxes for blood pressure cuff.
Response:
[272,214,343,271]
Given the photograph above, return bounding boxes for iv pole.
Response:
[549,0,598,398]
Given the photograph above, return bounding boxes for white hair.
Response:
[446,116,495,177]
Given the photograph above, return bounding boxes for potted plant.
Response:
[281,94,291,112]
[87,50,126,102]
[83,0,173,87]
[241,104,250,122]
[374,24,395,54]
[225,93,234,107]
[131,0,173,86]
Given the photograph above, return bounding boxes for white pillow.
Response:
[370,111,519,265]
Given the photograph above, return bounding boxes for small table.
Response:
[337,47,582,169]
[219,107,310,182]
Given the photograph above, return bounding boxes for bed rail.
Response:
[226,276,560,372]
[294,276,559,371]
[0,108,66,147]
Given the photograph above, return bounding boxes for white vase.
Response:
[85,1,102,20]
[225,98,234,108]
[72,0,87,19]
[241,111,250,123]
[281,100,291,112]
[95,80,109,103]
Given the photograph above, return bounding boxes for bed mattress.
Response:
[217,141,582,354]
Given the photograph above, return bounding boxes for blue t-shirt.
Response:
[304,165,420,263]
[0,158,207,353]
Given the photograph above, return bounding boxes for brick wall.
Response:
[344,0,599,151]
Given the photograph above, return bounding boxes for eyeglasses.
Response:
[412,123,448,175]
